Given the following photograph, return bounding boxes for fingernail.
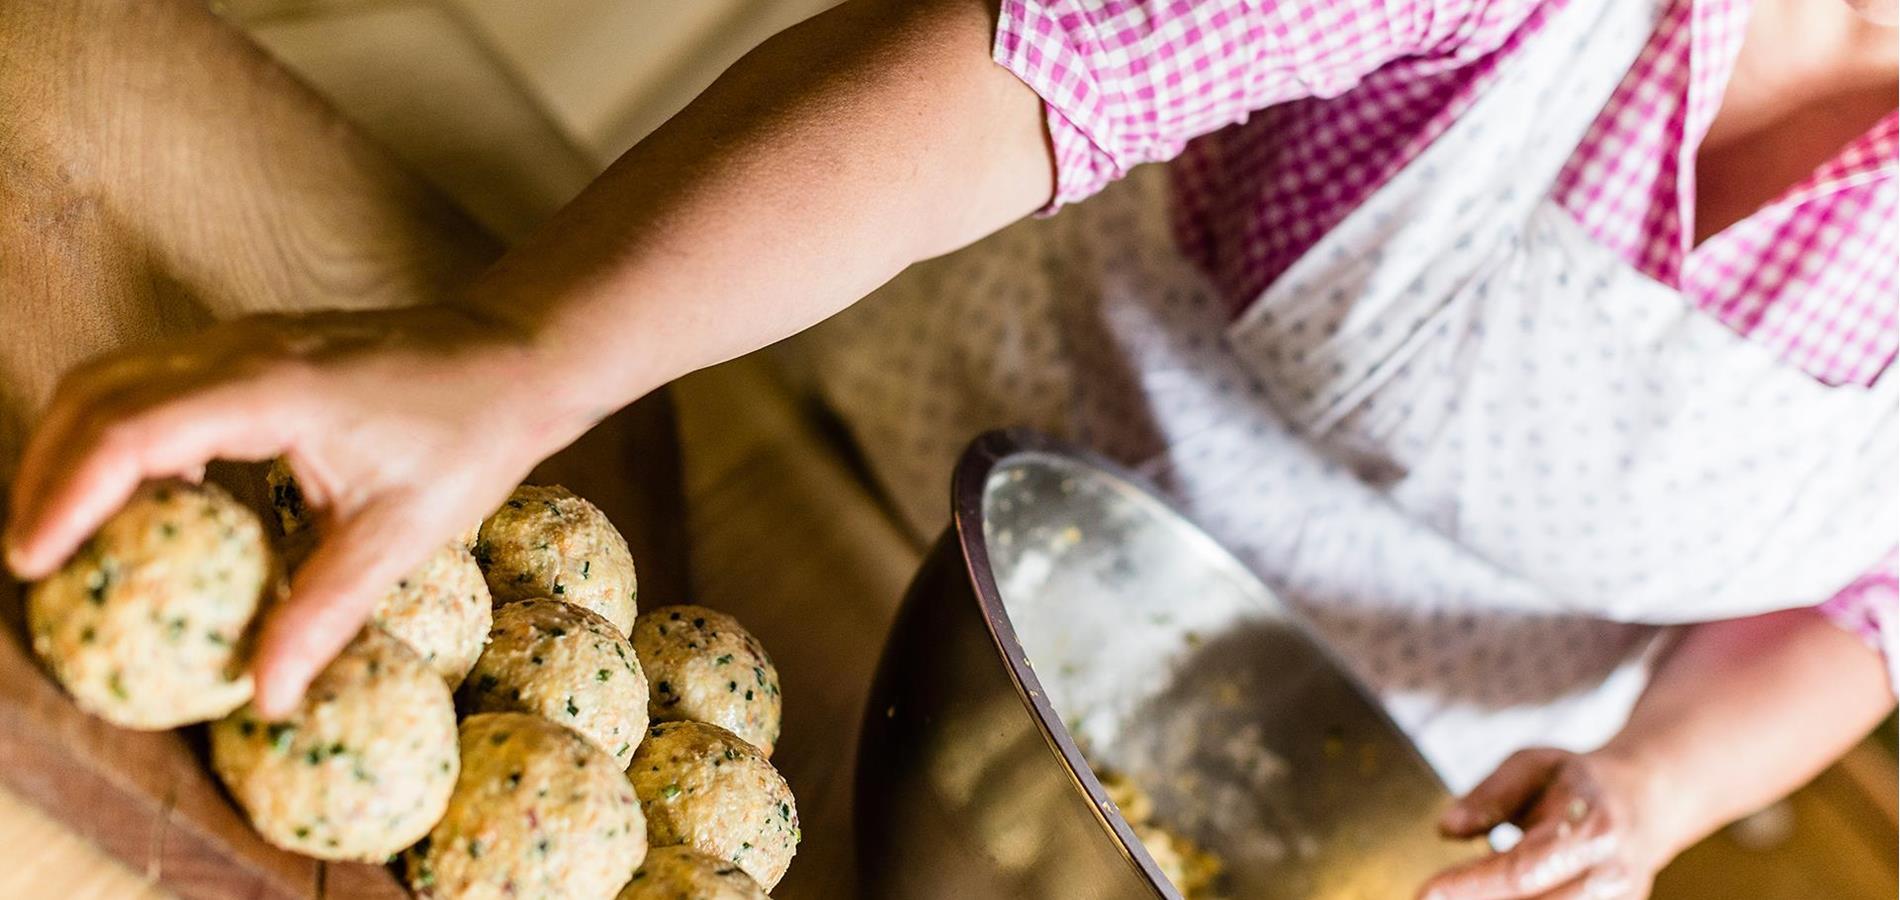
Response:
[5,542,43,580]
[3,525,24,572]
[252,688,281,719]
[1439,804,1471,831]
[253,671,294,718]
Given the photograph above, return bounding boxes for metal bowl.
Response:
[855,430,1475,898]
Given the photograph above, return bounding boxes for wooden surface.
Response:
[0,783,173,899]
[0,1,1893,899]
[672,358,925,899]
[0,0,683,896]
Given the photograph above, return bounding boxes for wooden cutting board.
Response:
[0,0,685,896]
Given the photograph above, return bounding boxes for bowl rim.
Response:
[950,427,1450,897]
[951,429,1178,899]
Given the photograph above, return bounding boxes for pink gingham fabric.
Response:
[1551,1,1899,389]
[993,0,1897,652]
[1820,549,1898,655]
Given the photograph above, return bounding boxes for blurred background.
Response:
[2,2,1889,897]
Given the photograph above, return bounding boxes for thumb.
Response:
[249,498,435,717]
[1440,748,1567,838]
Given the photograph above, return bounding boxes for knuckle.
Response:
[1508,841,1572,891]
[83,397,176,454]
[61,376,170,438]
[89,414,150,456]
[265,353,319,392]
[1504,853,1543,886]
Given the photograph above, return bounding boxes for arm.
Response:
[1606,610,1895,851]
[5,0,1546,712]
[462,0,1054,414]
[3,0,1053,714]
[1423,609,1896,900]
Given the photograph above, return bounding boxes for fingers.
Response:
[1524,875,1597,900]
[5,375,294,579]
[1442,748,1569,837]
[1419,808,1619,900]
[7,364,145,561]
[1527,867,1642,900]
[250,498,438,717]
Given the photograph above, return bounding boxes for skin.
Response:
[3,0,1049,716]
[1844,0,1899,25]
[1,0,1893,892]
[1419,610,1894,899]
[1693,0,1900,243]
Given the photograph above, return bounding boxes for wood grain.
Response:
[0,0,496,469]
[0,0,683,896]
[0,784,172,899]
[672,357,926,899]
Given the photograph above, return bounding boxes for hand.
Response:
[4,305,600,716]
[1419,748,1672,900]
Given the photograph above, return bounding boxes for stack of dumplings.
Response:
[25,471,798,898]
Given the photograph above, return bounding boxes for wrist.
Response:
[1585,739,1711,869]
[440,303,637,466]
[459,274,669,414]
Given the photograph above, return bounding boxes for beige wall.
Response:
[221,0,840,237]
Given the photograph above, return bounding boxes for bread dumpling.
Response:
[406,712,647,899]
[461,598,648,768]
[27,480,271,729]
[628,721,799,890]
[210,628,458,861]
[474,484,637,634]
[617,846,768,900]
[371,541,492,688]
[631,605,781,756]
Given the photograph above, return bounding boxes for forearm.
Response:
[465,0,1050,440]
[1597,608,1895,859]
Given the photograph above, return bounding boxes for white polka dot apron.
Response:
[791,0,1899,790]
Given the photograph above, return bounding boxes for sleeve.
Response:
[1816,548,1898,688]
[992,0,1546,210]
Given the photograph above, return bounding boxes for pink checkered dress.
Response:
[993,0,1897,654]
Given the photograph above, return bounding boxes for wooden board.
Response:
[670,358,929,898]
[0,783,174,899]
[0,0,684,896]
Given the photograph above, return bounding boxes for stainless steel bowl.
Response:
[855,430,1476,898]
